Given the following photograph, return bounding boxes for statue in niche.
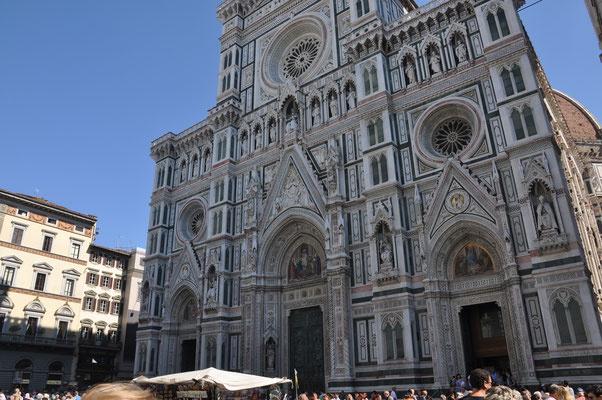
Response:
[266,338,276,370]
[312,101,321,126]
[329,94,338,118]
[289,244,322,280]
[455,39,468,64]
[240,134,248,156]
[246,168,259,223]
[268,121,276,143]
[405,58,417,85]
[180,162,187,183]
[192,156,199,176]
[346,87,357,109]
[286,114,299,136]
[326,142,340,195]
[454,243,494,278]
[255,129,263,149]
[206,278,217,303]
[429,49,442,74]
[379,237,393,264]
[536,195,558,233]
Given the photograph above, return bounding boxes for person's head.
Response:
[385,392,390,398]
[440,395,446,400]
[456,375,462,380]
[423,392,428,397]
[533,392,542,400]
[550,386,572,400]
[549,385,561,400]
[563,383,569,389]
[585,385,602,400]
[521,390,531,400]
[469,369,492,391]
[299,395,309,400]
[485,386,522,400]
[81,384,154,400]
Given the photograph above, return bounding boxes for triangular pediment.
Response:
[260,145,326,232]
[1,256,22,265]
[171,242,201,287]
[424,159,498,242]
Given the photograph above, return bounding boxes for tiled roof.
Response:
[0,187,97,221]
[554,90,602,141]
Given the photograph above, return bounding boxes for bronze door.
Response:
[289,307,325,393]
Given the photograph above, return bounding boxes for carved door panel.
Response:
[289,307,325,392]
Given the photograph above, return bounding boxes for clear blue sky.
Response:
[0,0,600,250]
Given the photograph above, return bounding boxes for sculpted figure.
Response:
[240,134,247,156]
[536,195,558,232]
[206,278,217,302]
[312,102,321,126]
[405,59,417,85]
[286,115,299,136]
[268,122,276,143]
[347,88,356,109]
[455,40,468,63]
[255,130,262,149]
[329,95,338,118]
[380,238,393,264]
[429,52,442,74]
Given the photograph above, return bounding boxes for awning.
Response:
[132,367,292,391]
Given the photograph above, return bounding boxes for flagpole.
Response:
[294,368,298,400]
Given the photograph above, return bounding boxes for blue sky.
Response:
[0,0,600,250]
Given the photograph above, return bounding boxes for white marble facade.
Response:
[136,0,602,391]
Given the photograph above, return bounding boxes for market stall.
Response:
[133,367,291,400]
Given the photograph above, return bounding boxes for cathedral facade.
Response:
[136,0,602,391]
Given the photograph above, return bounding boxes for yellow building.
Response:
[0,188,96,391]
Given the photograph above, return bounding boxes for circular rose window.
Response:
[432,118,473,156]
[283,38,320,79]
[189,209,204,236]
[176,200,206,242]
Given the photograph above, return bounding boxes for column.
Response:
[402,308,415,360]
[200,335,207,369]
[216,332,226,369]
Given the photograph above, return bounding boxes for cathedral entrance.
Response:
[289,307,325,393]
[460,302,510,373]
[180,339,196,372]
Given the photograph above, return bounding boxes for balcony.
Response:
[0,332,76,348]
[78,336,122,350]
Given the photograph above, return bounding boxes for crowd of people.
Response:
[289,370,602,400]
[0,389,81,400]
[0,375,601,400]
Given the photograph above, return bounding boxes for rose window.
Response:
[432,118,473,156]
[283,38,320,79]
[189,210,204,236]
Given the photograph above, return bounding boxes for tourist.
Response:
[391,389,398,400]
[586,386,602,400]
[549,385,573,400]
[533,392,542,400]
[521,390,531,400]
[81,383,154,400]
[563,382,575,399]
[456,376,466,394]
[464,368,492,400]
[575,389,585,400]
[485,386,521,400]
[385,392,394,400]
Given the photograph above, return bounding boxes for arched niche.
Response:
[429,221,505,282]
[261,216,326,284]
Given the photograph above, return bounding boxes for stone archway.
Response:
[165,286,199,373]
[425,222,538,388]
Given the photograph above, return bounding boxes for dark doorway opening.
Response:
[460,302,510,373]
[289,307,325,393]
[181,339,196,372]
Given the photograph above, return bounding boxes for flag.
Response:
[294,368,298,389]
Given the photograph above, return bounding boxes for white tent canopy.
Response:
[132,367,292,391]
